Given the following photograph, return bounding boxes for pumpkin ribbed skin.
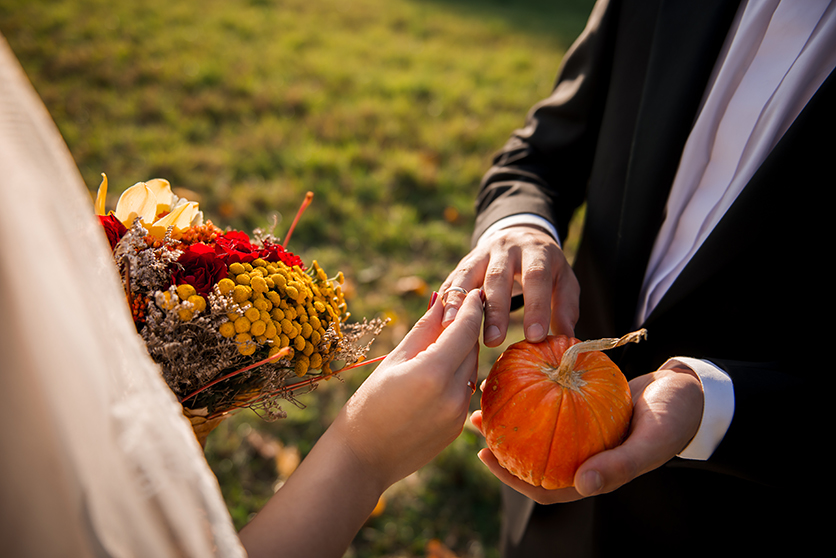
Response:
[480,335,633,490]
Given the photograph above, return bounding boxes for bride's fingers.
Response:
[440,254,490,328]
[389,285,484,363]
[384,291,447,363]
[452,341,480,397]
[430,289,484,362]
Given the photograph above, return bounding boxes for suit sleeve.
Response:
[472,0,618,245]
[678,358,822,487]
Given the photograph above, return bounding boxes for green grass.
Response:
[1,0,593,555]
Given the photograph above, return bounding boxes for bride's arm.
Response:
[239,289,485,558]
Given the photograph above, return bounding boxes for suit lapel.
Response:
[645,66,836,325]
[610,0,742,331]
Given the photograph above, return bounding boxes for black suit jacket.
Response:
[474,0,831,555]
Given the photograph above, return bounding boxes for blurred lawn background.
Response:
[0,0,593,555]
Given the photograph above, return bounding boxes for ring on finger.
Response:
[442,286,468,304]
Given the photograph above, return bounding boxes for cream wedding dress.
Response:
[0,35,247,557]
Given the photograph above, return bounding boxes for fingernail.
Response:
[526,323,546,342]
[443,305,458,324]
[484,325,500,343]
[428,291,438,309]
[578,470,603,496]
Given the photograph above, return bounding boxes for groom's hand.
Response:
[440,225,579,347]
[471,366,704,503]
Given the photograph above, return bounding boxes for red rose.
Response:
[174,242,228,296]
[214,230,259,264]
[259,241,305,269]
[214,231,305,269]
[98,214,128,250]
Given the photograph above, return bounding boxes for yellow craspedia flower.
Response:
[253,296,271,312]
[271,273,287,289]
[244,307,261,323]
[176,284,197,300]
[232,285,251,304]
[158,290,178,310]
[237,343,256,356]
[219,321,236,338]
[264,321,278,339]
[266,290,282,306]
[251,276,268,294]
[218,278,235,295]
[309,353,323,370]
[188,295,206,313]
[294,356,309,377]
[229,262,246,276]
[301,322,313,339]
[250,320,267,337]
[234,316,251,334]
[284,305,297,320]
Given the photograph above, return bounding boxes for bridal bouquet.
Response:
[94,175,386,444]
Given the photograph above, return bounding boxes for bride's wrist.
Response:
[325,416,392,495]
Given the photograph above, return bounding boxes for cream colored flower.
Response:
[94,173,203,238]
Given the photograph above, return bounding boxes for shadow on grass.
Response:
[418,0,596,46]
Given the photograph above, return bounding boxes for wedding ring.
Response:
[442,286,468,304]
[467,380,477,393]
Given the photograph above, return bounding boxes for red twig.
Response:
[222,353,389,414]
[179,347,291,404]
[283,191,314,249]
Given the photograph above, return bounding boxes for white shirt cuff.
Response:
[476,214,561,247]
[661,357,735,460]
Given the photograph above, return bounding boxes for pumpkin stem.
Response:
[556,329,648,383]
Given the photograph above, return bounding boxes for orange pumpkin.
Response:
[480,330,645,490]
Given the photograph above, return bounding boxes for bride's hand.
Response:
[331,288,485,491]
[240,289,485,558]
